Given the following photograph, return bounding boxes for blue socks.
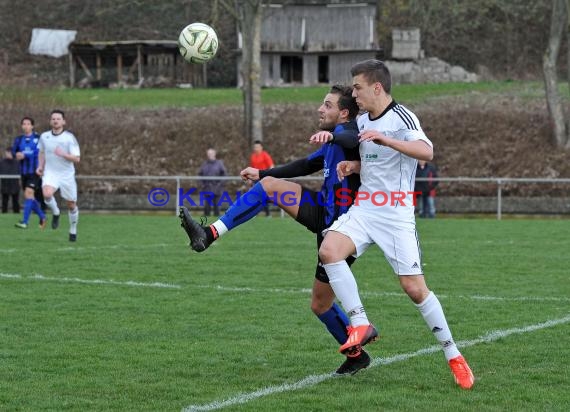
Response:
[32,199,46,220]
[220,182,267,230]
[317,303,350,344]
[22,198,46,224]
[22,199,33,224]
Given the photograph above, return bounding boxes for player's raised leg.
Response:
[180,177,302,252]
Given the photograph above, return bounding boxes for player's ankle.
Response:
[207,225,218,243]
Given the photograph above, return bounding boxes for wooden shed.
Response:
[237,1,380,87]
[68,40,208,88]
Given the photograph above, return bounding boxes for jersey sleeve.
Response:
[397,128,433,147]
[259,155,320,179]
[38,135,45,152]
[69,134,80,157]
[331,129,359,149]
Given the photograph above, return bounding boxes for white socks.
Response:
[68,207,79,235]
[416,291,461,361]
[212,220,228,237]
[44,197,60,216]
[323,261,369,327]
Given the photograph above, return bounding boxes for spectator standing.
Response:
[198,148,227,216]
[0,147,21,213]
[415,160,438,218]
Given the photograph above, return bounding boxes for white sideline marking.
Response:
[0,244,171,253]
[54,243,171,252]
[1,275,566,303]
[0,273,181,289]
[182,315,570,412]
[0,273,20,278]
[196,284,570,303]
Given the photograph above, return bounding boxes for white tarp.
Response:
[28,28,77,58]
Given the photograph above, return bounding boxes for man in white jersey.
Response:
[36,110,80,242]
[318,60,474,389]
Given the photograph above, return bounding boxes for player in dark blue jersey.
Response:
[180,85,370,375]
[12,117,47,229]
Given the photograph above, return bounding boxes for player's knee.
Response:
[259,176,277,192]
[318,242,338,264]
[310,289,333,315]
[310,298,328,315]
[400,277,429,304]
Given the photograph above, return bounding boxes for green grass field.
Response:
[1,213,569,411]
[0,80,555,109]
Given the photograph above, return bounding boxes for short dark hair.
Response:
[350,59,392,94]
[50,109,65,118]
[253,140,262,146]
[21,116,34,126]
[329,84,359,120]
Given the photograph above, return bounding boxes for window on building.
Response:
[318,55,329,83]
[280,56,303,83]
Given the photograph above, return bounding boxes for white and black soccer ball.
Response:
[178,22,219,64]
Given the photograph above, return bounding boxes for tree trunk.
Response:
[543,0,569,148]
[567,0,570,90]
[239,0,263,144]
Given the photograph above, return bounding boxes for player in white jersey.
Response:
[36,110,80,242]
[318,60,474,389]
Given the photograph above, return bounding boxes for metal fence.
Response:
[2,175,570,219]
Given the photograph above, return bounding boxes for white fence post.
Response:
[497,179,502,220]
[175,177,181,216]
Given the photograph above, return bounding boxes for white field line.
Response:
[0,273,181,289]
[0,243,172,253]
[182,314,570,412]
[54,243,171,252]
[195,284,570,303]
[1,274,566,303]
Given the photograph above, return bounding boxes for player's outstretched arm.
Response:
[359,130,433,161]
[309,129,359,149]
[259,157,320,180]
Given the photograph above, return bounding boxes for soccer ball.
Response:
[178,22,219,64]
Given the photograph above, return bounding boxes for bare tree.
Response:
[543,0,569,148]
[219,0,264,144]
[566,0,570,93]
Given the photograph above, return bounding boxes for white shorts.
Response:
[42,173,78,202]
[324,210,423,275]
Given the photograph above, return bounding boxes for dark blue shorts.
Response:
[295,187,356,283]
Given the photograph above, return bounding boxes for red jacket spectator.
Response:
[249,140,274,170]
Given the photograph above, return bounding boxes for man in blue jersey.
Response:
[180,85,372,375]
[13,117,47,229]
